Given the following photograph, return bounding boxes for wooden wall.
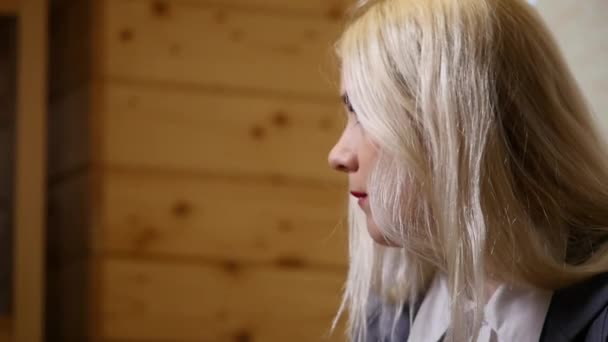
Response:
[91,0,350,341]
[45,2,608,342]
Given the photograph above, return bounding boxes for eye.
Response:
[342,93,359,124]
[342,93,355,113]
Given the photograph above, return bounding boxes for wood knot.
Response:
[172,200,193,218]
[269,174,286,186]
[275,44,299,56]
[272,111,289,127]
[326,6,344,21]
[250,125,266,140]
[233,330,253,342]
[151,0,170,17]
[277,220,293,233]
[214,10,228,24]
[119,28,134,42]
[230,29,245,42]
[133,226,160,250]
[276,256,306,270]
[216,311,228,320]
[222,260,242,274]
[169,43,181,56]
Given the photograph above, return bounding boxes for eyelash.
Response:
[342,94,355,112]
[342,94,359,124]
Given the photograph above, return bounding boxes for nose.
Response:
[328,137,358,173]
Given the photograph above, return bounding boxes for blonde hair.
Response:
[333,0,608,340]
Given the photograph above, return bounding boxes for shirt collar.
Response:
[408,274,553,342]
[407,274,450,342]
[484,283,552,341]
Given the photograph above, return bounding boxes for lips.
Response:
[350,191,369,209]
[350,191,368,199]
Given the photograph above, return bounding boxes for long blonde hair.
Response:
[333,0,608,340]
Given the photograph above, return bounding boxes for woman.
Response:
[327,0,608,341]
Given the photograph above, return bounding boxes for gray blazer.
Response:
[367,273,608,341]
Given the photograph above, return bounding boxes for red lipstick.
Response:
[350,191,368,209]
[350,191,367,198]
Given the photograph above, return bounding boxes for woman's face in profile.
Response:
[328,95,388,245]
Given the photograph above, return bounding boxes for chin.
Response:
[366,217,401,247]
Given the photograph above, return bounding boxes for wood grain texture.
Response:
[101,258,346,341]
[102,0,343,99]
[101,83,345,183]
[137,0,351,17]
[100,169,348,267]
[13,0,47,341]
[93,2,352,341]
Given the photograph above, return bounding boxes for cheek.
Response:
[358,139,379,180]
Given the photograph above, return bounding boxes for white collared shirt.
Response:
[408,274,553,342]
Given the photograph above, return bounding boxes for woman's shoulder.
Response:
[583,305,608,341]
[541,272,608,341]
[365,293,412,342]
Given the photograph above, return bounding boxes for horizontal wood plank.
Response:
[101,83,345,183]
[129,0,351,17]
[102,0,343,98]
[101,258,346,341]
[101,170,348,267]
